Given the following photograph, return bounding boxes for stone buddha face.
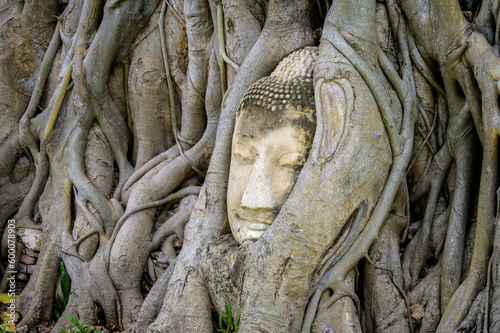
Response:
[227,102,315,244]
[227,47,318,244]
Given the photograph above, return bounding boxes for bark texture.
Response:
[0,0,499,332]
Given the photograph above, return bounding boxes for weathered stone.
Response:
[237,47,317,116]
[18,263,27,273]
[229,47,318,244]
[26,265,36,274]
[20,254,36,265]
[22,248,38,258]
[17,228,42,251]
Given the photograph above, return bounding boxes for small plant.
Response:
[61,315,102,333]
[0,308,18,332]
[0,323,14,333]
[54,261,77,319]
[218,299,239,333]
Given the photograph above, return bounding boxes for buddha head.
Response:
[227,47,318,244]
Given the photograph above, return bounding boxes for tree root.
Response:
[216,1,240,72]
[122,145,180,197]
[109,16,222,323]
[411,263,442,332]
[363,214,412,333]
[490,215,500,330]
[105,186,200,265]
[159,0,205,179]
[43,59,73,141]
[124,259,177,333]
[151,195,197,249]
[301,8,416,332]
[13,146,50,221]
[410,144,452,202]
[440,128,474,310]
[19,21,61,159]
[453,290,486,333]
[436,30,500,332]
[301,273,359,333]
[14,21,63,221]
[55,251,123,331]
[405,172,444,286]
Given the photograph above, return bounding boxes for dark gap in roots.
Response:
[441,186,450,211]
[356,257,367,314]
[56,1,67,17]
[211,305,222,332]
[400,229,414,250]
[422,253,438,278]
[95,303,106,326]
[310,0,326,46]
[111,161,119,198]
[152,207,162,225]
[126,127,135,167]
[71,185,76,226]
[410,193,428,223]
[430,61,445,91]
[412,318,422,332]
[141,272,153,297]
[454,80,467,101]
[458,0,481,16]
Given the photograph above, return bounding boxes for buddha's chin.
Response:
[229,213,274,244]
[237,229,265,244]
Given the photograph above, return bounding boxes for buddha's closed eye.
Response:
[279,152,306,168]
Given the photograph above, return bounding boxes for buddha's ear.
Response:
[311,78,354,164]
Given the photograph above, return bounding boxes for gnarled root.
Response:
[363,214,410,333]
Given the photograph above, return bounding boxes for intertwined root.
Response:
[8,0,500,332]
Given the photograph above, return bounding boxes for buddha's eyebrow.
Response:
[236,132,254,139]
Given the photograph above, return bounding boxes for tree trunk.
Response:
[0,0,499,332]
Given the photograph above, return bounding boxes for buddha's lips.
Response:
[234,209,275,229]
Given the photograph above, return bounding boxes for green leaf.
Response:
[54,308,61,319]
[235,310,240,331]
[218,310,224,332]
[60,261,66,274]
[227,301,234,328]
[74,321,86,332]
[218,299,239,332]
[65,315,79,325]
[56,294,63,308]
[61,275,68,300]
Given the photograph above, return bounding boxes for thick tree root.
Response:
[105,186,201,264]
[453,290,486,333]
[363,214,412,333]
[124,260,177,333]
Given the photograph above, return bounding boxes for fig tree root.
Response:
[7,0,500,331]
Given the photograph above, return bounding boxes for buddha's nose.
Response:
[240,157,278,210]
